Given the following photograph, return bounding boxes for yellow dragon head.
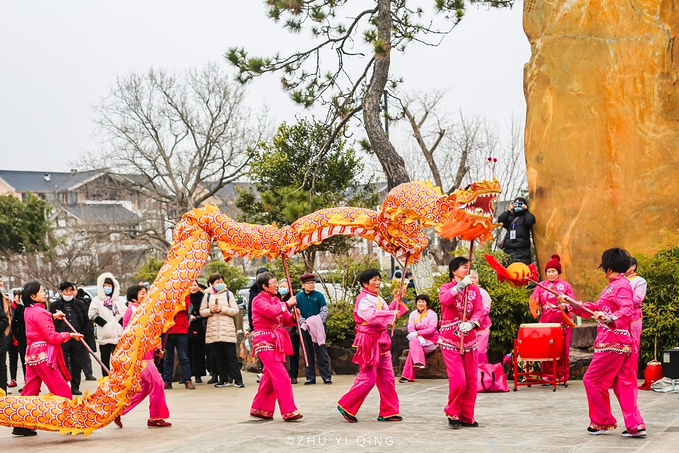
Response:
[438,178,502,243]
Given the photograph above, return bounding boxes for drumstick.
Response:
[524,277,613,327]
[281,255,309,368]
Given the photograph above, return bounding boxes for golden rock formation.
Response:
[523,0,679,295]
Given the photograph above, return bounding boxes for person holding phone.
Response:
[497,197,535,264]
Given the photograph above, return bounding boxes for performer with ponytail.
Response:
[13,282,84,436]
[558,248,646,437]
[337,269,405,423]
[531,254,575,382]
[438,257,484,429]
[250,272,302,421]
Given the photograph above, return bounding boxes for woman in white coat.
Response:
[88,272,126,376]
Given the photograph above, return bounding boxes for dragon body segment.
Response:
[0,179,500,435]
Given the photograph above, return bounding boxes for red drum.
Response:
[517,323,563,361]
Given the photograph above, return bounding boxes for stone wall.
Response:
[523,0,679,295]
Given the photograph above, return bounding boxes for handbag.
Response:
[477,362,509,392]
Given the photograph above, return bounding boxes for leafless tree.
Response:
[394,91,527,272]
[90,62,266,251]
[0,226,118,290]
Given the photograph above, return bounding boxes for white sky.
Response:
[0,1,530,173]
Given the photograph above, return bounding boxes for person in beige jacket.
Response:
[200,273,244,388]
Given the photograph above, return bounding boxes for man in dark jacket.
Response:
[497,196,536,265]
[50,281,90,395]
[0,293,9,393]
[8,289,26,388]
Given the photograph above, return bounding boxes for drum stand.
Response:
[512,331,569,392]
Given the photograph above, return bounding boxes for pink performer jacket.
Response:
[533,278,575,327]
[351,288,399,367]
[571,274,634,354]
[627,273,647,324]
[407,309,439,344]
[251,291,295,362]
[477,286,493,332]
[123,302,156,360]
[24,302,71,380]
[438,280,484,352]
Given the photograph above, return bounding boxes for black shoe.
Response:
[460,421,479,427]
[290,378,298,384]
[622,429,647,438]
[72,390,83,396]
[377,415,403,421]
[337,406,358,423]
[323,380,332,385]
[195,377,202,383]
[207,376,218,384]
[304,380,316,385]
[12,427,37,436]
[587,427,606,435]
[448,418,461,429]
[85,375,97,381]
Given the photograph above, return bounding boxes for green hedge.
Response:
[325,246,534,353]
[636,247,679,363]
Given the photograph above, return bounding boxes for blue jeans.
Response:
[163,333,192,383]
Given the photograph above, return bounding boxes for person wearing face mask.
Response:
[531,254,575,383]
[88,272,126,377]
[50,282,89,395]
[200,273,244,388]
[399,294,438,383]
[497,196,536,265]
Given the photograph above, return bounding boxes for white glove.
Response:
[418,336,426,346]
[459,321,475,333]
[456,275,473,291]
[406,332,418,341]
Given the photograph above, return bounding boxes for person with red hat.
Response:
[531,254,575,382]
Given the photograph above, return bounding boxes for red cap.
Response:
[545,254,562,273]
[300,273,316,282]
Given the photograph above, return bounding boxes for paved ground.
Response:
[3,372,679,453]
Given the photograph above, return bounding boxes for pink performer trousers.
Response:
[542,328,571,381]
[121,359,169,419]
[22,362,72,399]
[476,330,490,365]
[251,350,299,419]
[402,338,437,380]
[337,353,399,418]
[583,351,645,432]
[442,348,478,423]
[630,320,642,378]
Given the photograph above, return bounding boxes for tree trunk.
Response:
[362,0,410,187]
